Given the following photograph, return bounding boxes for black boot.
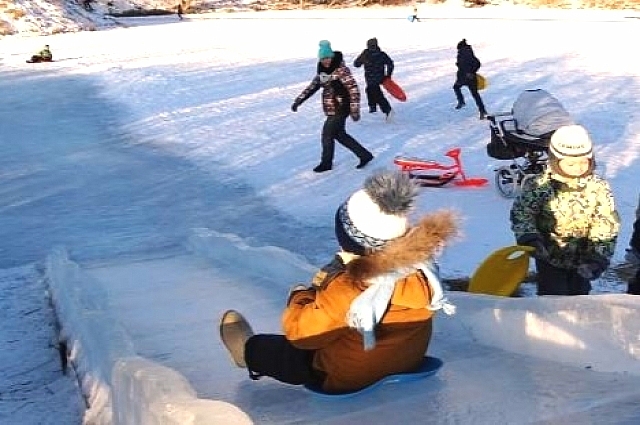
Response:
[455,102,465,110]
[313,163,332,173]
[356,154,374,169]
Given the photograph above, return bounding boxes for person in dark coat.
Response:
[453,39,487,120]
[353,38,395,121]
[625,194,640,294]
[177,2,183,20]
[291,40,374,173]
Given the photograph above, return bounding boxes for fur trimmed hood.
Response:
[344,209,459,282]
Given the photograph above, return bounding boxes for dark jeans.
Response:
[628,268,640,295]
[319,114,372,167]
[453,73,486,113]
[245,334,324,386]
[535,259,591,296]
[365,84,391,114]
[630,215,640,253]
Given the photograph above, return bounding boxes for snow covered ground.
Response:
[1,4,640,424]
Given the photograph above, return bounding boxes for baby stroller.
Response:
[486,89,574,198]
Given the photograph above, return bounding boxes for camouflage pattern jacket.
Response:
[293,51,360,118]
[510,171,620,270]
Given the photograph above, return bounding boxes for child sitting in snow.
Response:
[27,45,53,63]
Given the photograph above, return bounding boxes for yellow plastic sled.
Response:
[467,245,534,297]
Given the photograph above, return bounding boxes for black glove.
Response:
[291,101,300,112]
[517,235,549,260]
[577,261,608,280]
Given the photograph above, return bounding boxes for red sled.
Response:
[382,77,407,102]
[394,147,488,188]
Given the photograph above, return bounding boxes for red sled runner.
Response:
[394,147,488,188]
[382,77,407,102]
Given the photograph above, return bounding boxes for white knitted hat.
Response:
[335,170,417,255]
[549,125,593,159]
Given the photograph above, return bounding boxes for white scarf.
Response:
[346,260,456,351]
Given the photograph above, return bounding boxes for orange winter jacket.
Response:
[282,210,457,393]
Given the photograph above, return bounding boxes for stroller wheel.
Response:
[495,166,520,198]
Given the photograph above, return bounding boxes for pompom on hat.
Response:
[318,40,335,60]
[335,170,418,255]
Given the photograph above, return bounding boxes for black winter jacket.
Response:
[354,47,394,86]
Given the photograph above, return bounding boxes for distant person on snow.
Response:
[219,170,458,394]
[510,125,620,296]
[453,38,487,120]
[177,2,184,20]
[27,45,53,63]
[409,5,420,22]
[291,40,374,173]
[353,37,395,122]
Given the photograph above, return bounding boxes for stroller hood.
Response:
[512,89,574,137]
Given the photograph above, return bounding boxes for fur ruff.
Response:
[345,209,459,282]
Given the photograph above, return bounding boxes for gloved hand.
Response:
[351,111,360,122]
[577,262,607,280]
[517,235,549,260]
[291,101,300,112]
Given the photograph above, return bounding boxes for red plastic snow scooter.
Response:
[393,147,488,188]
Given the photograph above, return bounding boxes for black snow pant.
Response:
[534,259,591,296]
[453,72,486,114]
[628,268,640,295]
[245,334,324,386]
[365,84,392,114]
[319,114,372,167]
[629,208,640,253]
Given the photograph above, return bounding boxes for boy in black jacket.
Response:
[453,39,487,120]
[354,38,395,121]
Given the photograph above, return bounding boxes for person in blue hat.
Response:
[291,40,373,173]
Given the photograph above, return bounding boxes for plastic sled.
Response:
[477,74,488,91]
[304,356,442,398]
[394,148,488,188]
[382,77,407,102]
[467,245,535,297]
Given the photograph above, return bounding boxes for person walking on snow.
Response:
[354,37,395,122]
[453,39,487,120]
[291,40,374,173]
[219,170,458,394]
[510,125,620,296]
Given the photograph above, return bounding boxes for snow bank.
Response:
[440,292,640,375]
[112,357,251,425]
[45,247,252,425]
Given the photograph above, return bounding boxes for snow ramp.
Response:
[45,229,640,424]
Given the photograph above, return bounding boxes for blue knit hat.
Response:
[318,40,334,60]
